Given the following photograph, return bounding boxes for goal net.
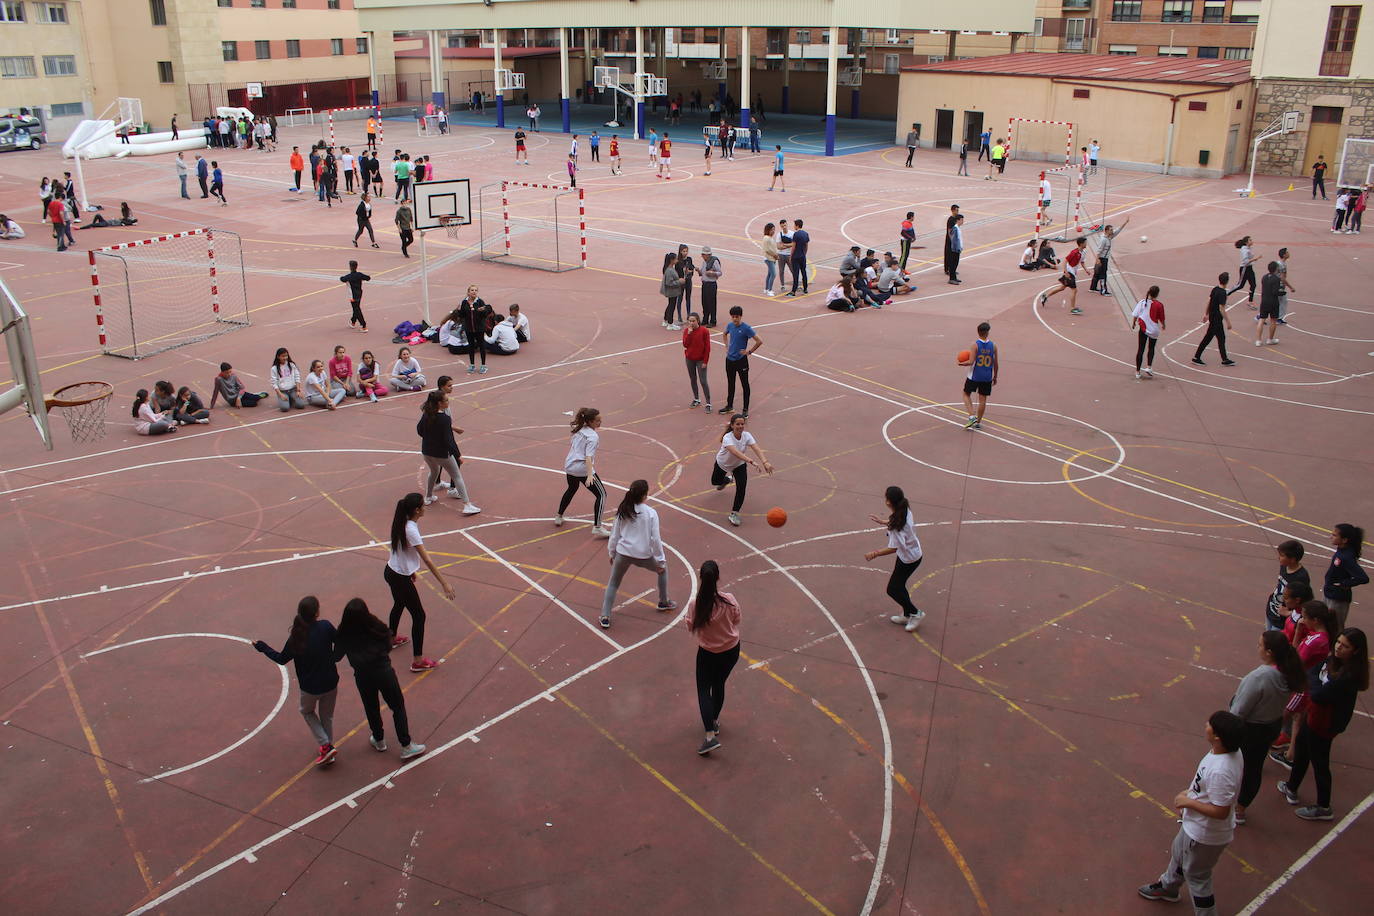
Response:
[477,180,587,272]
[1006,118,1074,166]
[1336,137,1374,191]
[91,228,250,360]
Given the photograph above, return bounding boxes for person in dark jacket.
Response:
[1322,524,1367,630]
[1278,627,1368,820]
[457,284,494,374]
[417,390,481,512]
[339,260,371,331]
[352,193,379,248]
[333,597,428,760]
[254,595,341,766]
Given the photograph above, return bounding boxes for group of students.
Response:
[437,285,531,372]
[202,113,277,150]
[129,380,218,435]
[1137,526,1367,915]
[826,246,916,311]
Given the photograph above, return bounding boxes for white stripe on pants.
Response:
[300,688,337,745]
[424,454,468,500]
[1158,826,1225,916]
[600,552,669,618]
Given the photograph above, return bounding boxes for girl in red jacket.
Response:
[682,313,712,412]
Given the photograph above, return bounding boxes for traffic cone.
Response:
[1287,183,1294,191]
[1249,190,1257,198]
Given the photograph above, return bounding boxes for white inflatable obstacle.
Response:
[62,119,208,159]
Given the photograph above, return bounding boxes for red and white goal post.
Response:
[1035,165,1088,243]
[90,228,250,360]
[478,180,587,272]
[1006,117,1074,167]
[326,107,384,147]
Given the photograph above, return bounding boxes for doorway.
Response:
[935,109,954,150]
[1224,125,1239,175]
[1304,106,1344,176]
[963,111,984,151]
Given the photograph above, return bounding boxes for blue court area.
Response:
[428,100,897,156]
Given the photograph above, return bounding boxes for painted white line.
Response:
[771,395,847,415]
[82,633,289,783]
[1234,789,1374,915]
[614,589,654,612]
[458,528,623,650]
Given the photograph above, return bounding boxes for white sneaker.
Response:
[667,323,681,330]
[904,611,926,632]
[448,488,464,498]
[462,504,482,515]
[436,481,450,490]
[889,614,908,625]
[728,512,742,527]
[1255,339,1263,347]
[554,514,565,527]
[1143,367,1153,378]
[399,743,427,761]
[591,526,611,538]
[1134,371,1142,379]
[661,320,669,328]
[1266,338,1278,345]
[424,495,437,506]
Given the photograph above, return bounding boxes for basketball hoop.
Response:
[45,381,114,443]
[438,216,462,240]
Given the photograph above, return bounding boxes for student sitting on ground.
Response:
[328,344,357,398]
[305,359,345,409]
[152,380,179,416]
[825,279,859,312]
[209,363,266,408]
[1018,240,1040,270]
[0,214,24,239]
[507,303,531,342]
[438,308,471,355]
[174,386,211,425]
[390,347,427,390]
[854,266,888,308]
[119,202,138,226]
[357,350,388,401]
[1035,239,1059,270]
[879,254,913,296]
[132,388,178,436]
[484,313,521,354]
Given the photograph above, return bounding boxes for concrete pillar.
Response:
[429,30,446,112]
[824,27,839,155]
[738,26,751,132]
[634,26,645,139]
[781,33,790,113]
[494,30,505,128]
[717,29,727,104]
[368,31,379,108]
[559,27,571,132]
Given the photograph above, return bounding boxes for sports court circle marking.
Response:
[80,632,289,784]
[882,405,1126,485]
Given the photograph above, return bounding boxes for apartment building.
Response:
[1097,0,1259,58]
[0,0,393,140]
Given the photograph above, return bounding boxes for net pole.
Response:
[502,181,511,258]
[1006,117,1013,160]
[1035,170,1046,243]
[1073,167,1084,234]
[553,193,561,271]
[1066,122,1074,166]
[328,110,335,146]
[578,188,587,267]
[88,250,106,350]
[208,229,220,319]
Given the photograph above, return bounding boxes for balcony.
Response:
[1063,38,1086,51]
[1062,0,1092,8]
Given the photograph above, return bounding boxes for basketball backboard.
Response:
[412,178,472,232]
[1282,110,1300,133]
[0,274,52,450]
[594,65,621,90]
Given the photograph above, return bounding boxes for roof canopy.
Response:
[905,52,1251,87]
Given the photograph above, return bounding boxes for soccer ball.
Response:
[1140,235,1148,243]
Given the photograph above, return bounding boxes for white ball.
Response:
[1140,235,1148,243]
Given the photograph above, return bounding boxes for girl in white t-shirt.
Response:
[390,347,426,391]
[556,407,609,536]
[270,347,306,411]
[598,479,674,628]
[864,485,925,632]
[711,414,773,527]
[305,359,345,409]
[1130,285,1166,380]
[1228,235,1260,306]
[385,493,454,672]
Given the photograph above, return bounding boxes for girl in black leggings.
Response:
[334,597,427,761]
[710,414,773,528]
[1228,236,1260,305]
[384,493,454,673]
[556,407,609,536]
[1279,627,1368,820]
[865,486,925,632]
[687,560,742,756]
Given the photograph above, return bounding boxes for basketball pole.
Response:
[420,228,430,325]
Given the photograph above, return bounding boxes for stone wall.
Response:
[1253,78,1374,175]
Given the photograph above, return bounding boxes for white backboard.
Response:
[413,178,472,232]
[1282,110,1300,133]
[594,65,621,89]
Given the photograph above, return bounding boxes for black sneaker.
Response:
[697,736,721,755]
[1191,357,1205,365]
[1221,359,1236,366]
[1269,748,1293,769]
[717,405,734,414]
[1137,883,1180,903]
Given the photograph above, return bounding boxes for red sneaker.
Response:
[1271,734,1290,749]
[315,744,338,766]
[410,656,438,672]
[390,635,410,649]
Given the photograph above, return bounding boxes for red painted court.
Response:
[0,120,1371,915]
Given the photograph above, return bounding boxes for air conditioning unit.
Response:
[992,31,1009,36]
[930,30,946,36]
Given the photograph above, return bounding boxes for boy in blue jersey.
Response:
[962,322,998,430]
[768,145,785,192]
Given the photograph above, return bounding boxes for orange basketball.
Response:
[957,349,973,366]
[766,507,788,528]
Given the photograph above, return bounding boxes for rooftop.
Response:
[904,52,1251,87]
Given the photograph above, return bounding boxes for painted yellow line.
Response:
[960,586,1122,667]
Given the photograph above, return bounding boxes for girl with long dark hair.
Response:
[687,559,741,755]
[417,390,481,513]
[865,486,925,632]
[1228,630,1305,823]
[660,251,683,330]
[1228,236,1260,305]
[556,407,608,536]
[131,389,177,436]
[270,347,306,411]
[1322,523,1367,630]
[1131,285,1166,380]
[334,597,427,761]
[1279,628,1369,820]
[385,493,455,672]
[598,479,674,629]
[710,413,773,528]
[457,285,493,374]
[253,595,341,766]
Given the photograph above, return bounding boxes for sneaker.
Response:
[410,657,438,672]
[1137,883,1180,903]
[890,614,909,625]
[667,323,682,331]
[904,611,926,632]
[1143,367,1153,378]
[462,504,482,515]
[1266,338,1278,346]
[704,403,712,413]
[1271,734,1290,749]
[1296,805,1334,821]
[1221,359,1237,366]
[1191,357,1205,365]
[1255,339,1263,347]
[467,365,477,373]
[766,290,775,297]
[657,600,677,611]
[1234,810,1247,825]
[1038,293,1048,307]
[1069,307,1083,315]
[436,481,450,490]
[1277,318,1288,325]
[424,495,437,506]
[591,526,611,539]
[599,615,611,629]
[370,735,388,752]
[691,399,701,408]
[661,321,670,328]
[554,514,565,527]
[448,488,464,499]
[718,405,734,414]
[315,744,338,766]
[1270,749,1293,769]
[399,743,427,761]
[1276,780,1299,804]
[728,512,741,527]
[479,365,489,373]
[1134,371,1142,380]
[697,736,721,755]
[390,635,410,649]
[741,411,749,419]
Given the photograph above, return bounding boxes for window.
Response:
[1162,1,1194,23]
[286,39,299,58]
[1109,45,1139,55]
[148,0,164,24]
[42,54,75,75]
[157,60,172,83]
[330,38,343,55]
[1073,88,1091,99]
[886,28,901,43]
[927,55,945,63]
[1311,105,1343,124]
[796,29,811,44]
[1187,101,1208,111]
[1,1,24,22]
[217,0,231,7]
[1157,46,1189,56]
[1224,46,1253,60]
[0,55,35,77]
[250,0,264,7]
[51,101,83,116]
[1063,0,1092,8]
[282,0,295,6]
[1112,1,1141,21]
[327,0,339,8]
[222,40,238,62]
[1203,0,1225,22]
[255,40,270,59]
[1064,18,1085,51]
[678,28,696,43]
[1032,18,1044,38]
[356,36,367,54]
[1320,6,1361,77]
[1197,46,1220,58]
[41,2,64,22]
